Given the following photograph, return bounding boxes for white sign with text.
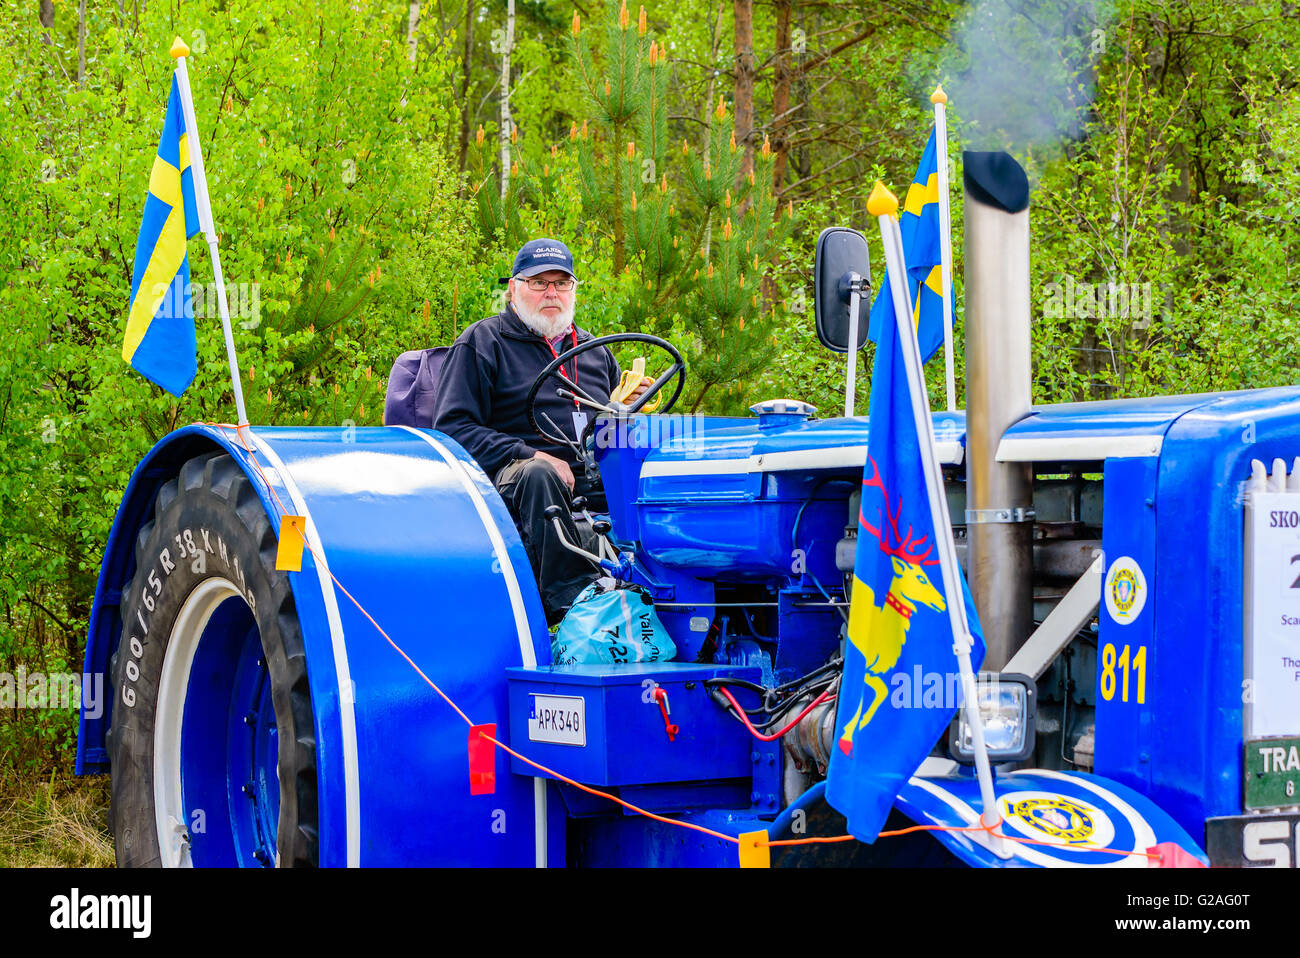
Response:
[1246,492,1300,737]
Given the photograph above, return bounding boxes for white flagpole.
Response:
[931,85,957,414]
[170,37,249,427]
[868,180,1005,848]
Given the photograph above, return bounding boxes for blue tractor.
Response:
[76,153,1298,867]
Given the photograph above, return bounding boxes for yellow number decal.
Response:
[1100,643,1117,701]
[1100,642,1147,704]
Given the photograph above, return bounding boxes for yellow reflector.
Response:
[738,830,770,868]
[275,515,307,571]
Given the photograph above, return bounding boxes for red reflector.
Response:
[1146,842,1206,868]
[469,723,497,795]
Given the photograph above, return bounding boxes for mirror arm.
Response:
[845,272,863,417]
[843,274,871,296]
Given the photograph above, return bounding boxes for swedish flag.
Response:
[122,73,201,396]
[867,127,949,365]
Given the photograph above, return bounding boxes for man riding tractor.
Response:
[432,238,655,624]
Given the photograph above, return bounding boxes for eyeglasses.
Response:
[518,277,578,292]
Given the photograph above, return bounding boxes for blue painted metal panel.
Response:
[506,663,759,790]
[775,590,842,675]
[593,413,744,545]
[255,425,553,866]
[635,412,965,579]
[1002,392,1234,444]
[1094,457,1159,798]
[1146,387,1300,838]
[570,807,768,867]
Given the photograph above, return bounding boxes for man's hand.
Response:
[616,376,655,405]
[532,450,575,491]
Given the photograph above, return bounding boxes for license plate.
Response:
[1245,736,1300,808]
[527,694,586,747]
[1206,813,1300,867]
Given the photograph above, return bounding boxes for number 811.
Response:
[1100,643,1147,703]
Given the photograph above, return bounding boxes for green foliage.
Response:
[473,0,794,412]
[0,0,471,775]
[1028,0,1300,400]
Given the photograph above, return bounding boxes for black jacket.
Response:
[431,305,620,481]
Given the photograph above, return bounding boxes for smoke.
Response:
[942,0,1118,152]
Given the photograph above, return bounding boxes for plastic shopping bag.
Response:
[551,579,677,666]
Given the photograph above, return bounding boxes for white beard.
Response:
[514,298,575,340]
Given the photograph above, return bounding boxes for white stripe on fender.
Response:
[244,430,362,868]
[397,426,547,867]
[907,776,1012,860]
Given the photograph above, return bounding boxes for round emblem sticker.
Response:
[1105,556,1147,624]
[1000,791,1114,848]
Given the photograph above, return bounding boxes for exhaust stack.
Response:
[963,151,1034,670]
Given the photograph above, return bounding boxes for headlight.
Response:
[948,672,1036,764]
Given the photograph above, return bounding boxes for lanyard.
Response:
[543,327,580,407]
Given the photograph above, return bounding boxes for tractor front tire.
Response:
[108,451,318,867]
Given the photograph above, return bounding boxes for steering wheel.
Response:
[525,332,687,449]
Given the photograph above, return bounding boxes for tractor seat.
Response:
[384,346,450,427]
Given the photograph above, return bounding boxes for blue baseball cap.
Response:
[511,238,576,279]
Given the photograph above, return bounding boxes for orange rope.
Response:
[193,420,1160,862]
[483,732,742,845]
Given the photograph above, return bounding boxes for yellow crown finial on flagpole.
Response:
[866,180,899,218]
[170,36,191,59]
[930,84,948,105]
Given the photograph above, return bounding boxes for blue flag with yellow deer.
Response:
[825,284,986,843]
[866,126,950,365]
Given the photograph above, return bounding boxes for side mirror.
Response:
[813,227,872,353]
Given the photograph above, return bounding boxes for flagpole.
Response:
[868,180,1005,846]
[931,85,957,414]
[170,37,249,427]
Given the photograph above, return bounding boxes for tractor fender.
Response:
[891,766,1208,867]
[79,423,555,866]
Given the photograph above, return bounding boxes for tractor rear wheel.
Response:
[107,451,318,867]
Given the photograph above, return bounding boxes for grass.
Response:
[0,773,115,867]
